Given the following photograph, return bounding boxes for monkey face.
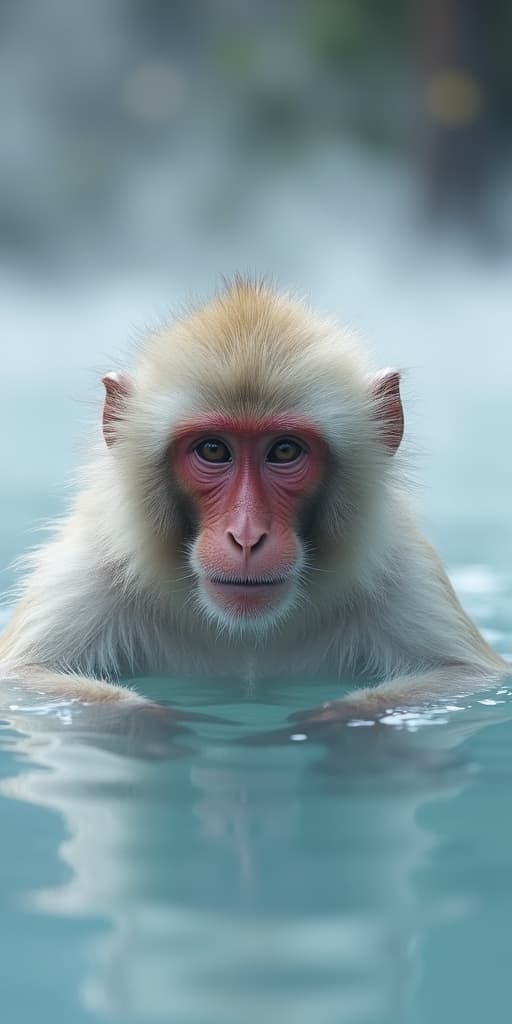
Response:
[171,413,326,630]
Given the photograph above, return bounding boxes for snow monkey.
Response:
[0,279,508,727]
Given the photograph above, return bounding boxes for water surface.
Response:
[1,561,511,1024]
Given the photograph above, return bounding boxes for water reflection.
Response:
[2,686,510,1024]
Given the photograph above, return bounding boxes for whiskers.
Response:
[167,568,197,586]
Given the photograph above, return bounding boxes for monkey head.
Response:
[102,281,403,632]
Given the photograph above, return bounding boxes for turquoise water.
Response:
[1,552,512,1024]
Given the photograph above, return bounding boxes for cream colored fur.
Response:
[0,280,507,720]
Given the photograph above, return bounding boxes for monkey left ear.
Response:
[102,372,132,447]
[370,369,404,454]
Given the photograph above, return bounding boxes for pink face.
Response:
[172,414,326,623]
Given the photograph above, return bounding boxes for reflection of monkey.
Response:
[1,706,475,1024]
[1,280,507,724]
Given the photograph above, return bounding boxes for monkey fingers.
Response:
[237,715,360,747]
[74,701,195,760]
[135,702,238,726]
[2,696,235,762]
[289,693,384,727]
[69,700,237,760]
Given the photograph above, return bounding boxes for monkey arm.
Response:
[0,590,149,711]
[0,531,231,754]
[290,663,509,728]
[294,538,509,726]
[0,578,138,705]
[0,489,147,703]
[0,663,142,704]
[0,664,225,761]
[0,604,227,759]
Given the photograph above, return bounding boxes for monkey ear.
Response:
[102,372,132,447]
[370,369,404,454]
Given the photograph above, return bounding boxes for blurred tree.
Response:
[415,0,493,226]
[2,0,512,265]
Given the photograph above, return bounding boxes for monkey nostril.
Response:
[250,533,267,553]
[227,530,244,552]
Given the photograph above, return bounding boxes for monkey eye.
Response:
[194,438,232,463]
[266,439,304,464]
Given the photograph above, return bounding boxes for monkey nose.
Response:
[226,528,268,556]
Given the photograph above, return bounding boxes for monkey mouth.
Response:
[207,575,288,588]
[203,573,291,618]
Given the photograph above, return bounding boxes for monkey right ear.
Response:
[370,369,404,454]
[102,372,132,447]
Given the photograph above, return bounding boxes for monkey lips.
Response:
[203,574,291,618]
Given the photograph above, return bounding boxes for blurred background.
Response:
[1,0,511,593]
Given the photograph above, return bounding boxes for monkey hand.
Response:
[239,682,428,747]
[289,691,380,727]
[2,687,233,761]
[237,692,380,748]
[289,665,506,730]
[282,681,400,734]
[80,699,233,760]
